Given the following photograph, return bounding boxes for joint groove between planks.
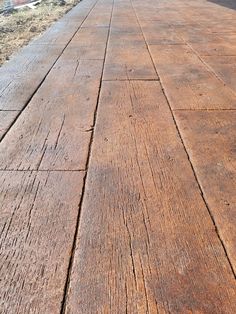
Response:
[59,0,115,312]
[130,0,236,280]
[0,0,99,144]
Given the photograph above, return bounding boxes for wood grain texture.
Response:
[190,42,236,57]
[103,6,157,81]
[65,81,236,313]
[150,45,236,109]
[31,0,98,44]
[104,38,157,80]
[0,45,65,111]
[81,0,113,28]
[203,56,236,93]
[0,170,85,314]
[0,0,99,111]
[68,26,109,60]
[174,110,236,273]
[139,21,182,45]
[0,60,103,170]
[31,21,81,45]
[0,111,18,140]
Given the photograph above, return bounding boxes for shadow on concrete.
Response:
[208,0,236,10]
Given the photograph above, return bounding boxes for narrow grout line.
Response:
[172,117,236,279]
[59,1,114,312]
[186,42,236,99]
[0,0,99,144]
[102,78,160,81]
[129,0,159,82]
[131,0,236,280]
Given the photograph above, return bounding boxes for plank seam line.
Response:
[129,1,159,81]
[148,43,184,46]
[102,78,160,81]
[59,1,114,312]
[185,42,236,100]
[0,0,99,144]
[131,0,236,280]
[172,114,236,279]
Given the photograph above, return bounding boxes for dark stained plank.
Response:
[149,45,236,109]
[0,111,18,140]
[174,110,236,272]
[65,81,236,313]
[0,170,85,314]
[0,59,103,170]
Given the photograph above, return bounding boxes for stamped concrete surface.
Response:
[0,0,236,313]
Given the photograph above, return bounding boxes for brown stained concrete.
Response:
[0,0,236,313]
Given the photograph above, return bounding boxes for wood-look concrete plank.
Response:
[102,0,157,80]
[81,0,113,28]
[104,30,156,80]
[70,26,109,46]
[0,0,98,112]
[142,26,183,45]
[103,45,157,80]
[0,59,103,170]
[149,45,236,109]
[64,81,236,313]
[0,111,18,140]
[175,110,236,272]
[60,0,97,21]
[203,55,236,93]
[190,42,236,57]
[31,21,81,45]
[0,170,85,314]
[31,0,98,43]
[0,45,65,111]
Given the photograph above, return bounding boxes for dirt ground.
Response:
[0,0,80,66]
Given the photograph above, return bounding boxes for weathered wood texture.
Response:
[68,26,109,59]
[175,110,236,273]
[0,0,97,114]
[149,44,236,110]
[0,170,85,314]
[203,56,236,93]
[0,111,18,140]
[1,0,236,312]
[0,59,103,170]
[103,1,157,80]
[0,45,65,111]
[65,81,236,313]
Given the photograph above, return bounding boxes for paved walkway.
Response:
[0,0,236,312]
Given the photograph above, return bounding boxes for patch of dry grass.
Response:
[0,0,80,66]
